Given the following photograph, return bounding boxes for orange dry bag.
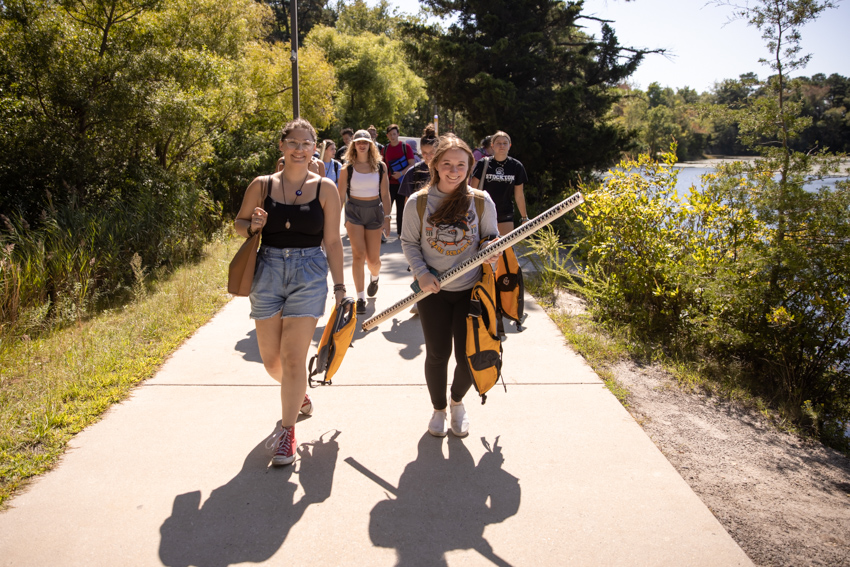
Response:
[308,297,357,387]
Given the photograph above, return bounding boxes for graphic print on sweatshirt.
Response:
[424,209,478,257]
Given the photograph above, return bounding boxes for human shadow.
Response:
[233,328,263,363]
[358,434,520,567]
[380,316,425,360]
[159,430,341,567]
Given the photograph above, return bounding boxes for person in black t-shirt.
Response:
[470,130,529,236]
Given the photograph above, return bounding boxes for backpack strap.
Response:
[478,157,490,192]
[346,164,353,198]
[415,188,428,229]
[415,188,485,235]
[470,189,486,221]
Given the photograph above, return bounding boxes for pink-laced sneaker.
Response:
[271,425,296,466]
[301,394,313,415]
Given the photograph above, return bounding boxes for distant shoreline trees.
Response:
[609,72,850,161]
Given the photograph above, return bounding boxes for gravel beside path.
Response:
[553,292,850,567]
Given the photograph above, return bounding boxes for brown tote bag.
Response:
[228,176,270,296]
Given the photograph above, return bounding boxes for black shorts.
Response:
[496,207,514,224]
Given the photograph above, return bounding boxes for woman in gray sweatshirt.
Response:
[400,134,499,439]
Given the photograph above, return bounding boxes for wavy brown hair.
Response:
[343,140,382,172]
[280,117,317,142]
[427,134,475,226]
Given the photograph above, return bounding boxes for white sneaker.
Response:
[450,401,469,437]
[428,410,448,437]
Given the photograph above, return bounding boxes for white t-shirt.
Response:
[349,169,380,199]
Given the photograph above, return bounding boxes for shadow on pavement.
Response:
[351,433,521,567]
[233,328,262,363]
[381,316,425,360]
[159,430,341,567]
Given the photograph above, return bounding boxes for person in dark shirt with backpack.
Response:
[335,128,353,162]
[381,124,415,237]
[398,124,438,200]
[470,130,529,236]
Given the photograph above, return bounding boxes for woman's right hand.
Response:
[418,272,440,294]
[251,207,268,232]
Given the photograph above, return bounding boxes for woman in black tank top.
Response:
[234,118,346,467]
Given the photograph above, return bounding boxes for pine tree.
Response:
[404,0,657,206]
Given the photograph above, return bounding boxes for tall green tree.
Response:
[0,0,336,331]
[403,0,657,207]
[334,0,408,37]
[306,23,426,131]
[262,0,337,44]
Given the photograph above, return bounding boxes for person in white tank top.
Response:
[348,169,380,198]
[337,130,391,314]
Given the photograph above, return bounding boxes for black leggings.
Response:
[418,288,473,410]
[389,184,405,236]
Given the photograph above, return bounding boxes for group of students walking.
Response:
[234,117,529,466]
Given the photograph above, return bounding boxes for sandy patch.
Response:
[551,290,850,567]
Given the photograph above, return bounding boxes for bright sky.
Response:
[385,0,850,93]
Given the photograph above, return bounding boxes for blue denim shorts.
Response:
[249,246,328,320]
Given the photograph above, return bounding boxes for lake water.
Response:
[666,163,848,196]
[602,162,849,197]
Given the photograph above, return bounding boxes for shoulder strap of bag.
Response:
[469,189,486,220]
[415,188,429,236]
[478,157,490,192]
[416,188,484,232]
[260,175,270,207]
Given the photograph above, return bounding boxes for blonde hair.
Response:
[426,134,476,226]
[343,139,382,172]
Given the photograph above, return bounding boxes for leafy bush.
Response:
[567,147,850,444]
[573,151,689,338]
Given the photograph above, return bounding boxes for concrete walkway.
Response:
[0,235,753,566]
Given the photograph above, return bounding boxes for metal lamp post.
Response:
[290,0,300,118]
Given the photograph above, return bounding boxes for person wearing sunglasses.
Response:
[234,118,345,467]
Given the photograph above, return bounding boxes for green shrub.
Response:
[572,150,689,338]
[566,147,850,444]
